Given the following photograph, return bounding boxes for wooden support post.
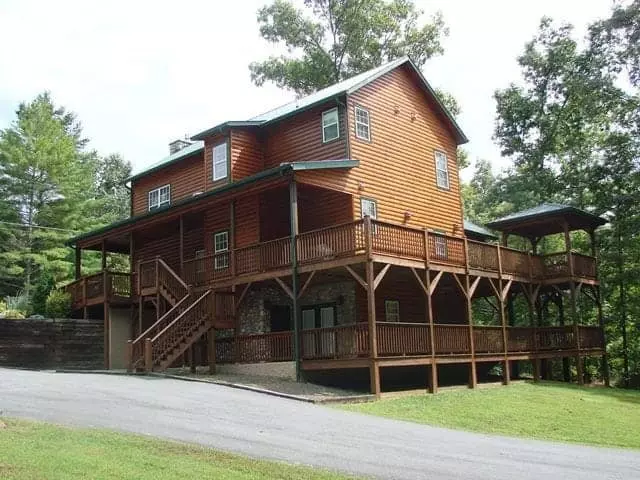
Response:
[289,179,301,382]
[208,329,216,375]
[189,345,196,373]
[101,240,107,271]
[364,217,380,397]
[424,230,438,394]
[75,247,81,280]
[144,338,152,372]
[569,280,584,385]
[463,239,477,389]
[103,271,110,369]
[126,340,133,373]
[495,246,510,385]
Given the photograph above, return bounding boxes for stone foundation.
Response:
[238,280,357,334]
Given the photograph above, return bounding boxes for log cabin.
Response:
[66,57,608,395]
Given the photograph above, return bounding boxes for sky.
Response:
[0,0,615,179]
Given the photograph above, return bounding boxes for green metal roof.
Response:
[68,159,359,247]
[126,141,204,183]
[486,203,606,230]
[463,220,497,240]
[192,56,468,144]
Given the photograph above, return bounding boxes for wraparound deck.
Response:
[214,323,604,369]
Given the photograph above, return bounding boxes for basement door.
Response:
[301,305,336,358]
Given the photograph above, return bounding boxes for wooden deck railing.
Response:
[66,271,132,309]
[176,219,596,289]
[216,331,294,363]
[214,323,604,364]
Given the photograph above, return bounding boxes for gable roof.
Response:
[192,56,467,144]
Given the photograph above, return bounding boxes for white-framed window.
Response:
[214,231,229,270]
[322,108,339,143]
[360,198,377,219]
[148,184,171,211]
[434,232,448,258]
[212,142,228,181]
[354,105,370,141]
[385,300,400,322]
[435,151,450,189]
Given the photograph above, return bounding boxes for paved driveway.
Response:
[1,368,638,480]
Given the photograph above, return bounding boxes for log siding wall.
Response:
[131,153,204,216]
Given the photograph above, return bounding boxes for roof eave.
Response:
[190,121,264,141]
[125,145,204,183]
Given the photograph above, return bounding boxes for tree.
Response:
[249,0,447,95]
[0,93,99,296]
[491,13,640,386]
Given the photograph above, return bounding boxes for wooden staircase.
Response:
[128,258,215,372]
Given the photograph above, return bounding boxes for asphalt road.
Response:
[1,368,638,480]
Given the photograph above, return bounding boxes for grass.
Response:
[0,418,358,480]
[340,381,640,449]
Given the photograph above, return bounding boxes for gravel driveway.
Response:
[1,368,638,480]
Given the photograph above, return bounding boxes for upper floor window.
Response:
[213,142,228,181]
[322,108,339,143]
[385,300,400,322]
[435,151,450,189]
[354,106,370,141]
[148,184,170,211]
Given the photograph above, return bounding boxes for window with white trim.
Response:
[360,198,377,220]
[148,184,170,211]
[214,231,229,270]
[322,108,339,142]
[385,300,400,322]
[212,142,228,181]
[354,106,370,141]
[435,151,450,189]
[433,232,448,258]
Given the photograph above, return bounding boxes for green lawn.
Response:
[0,419,357,480]
[340,381,640,449]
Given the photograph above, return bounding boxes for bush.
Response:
[33,270,56,315]
[45,290,71,318]
[5,291,31,316]
[0,300,6,312]
[1,310,25,319]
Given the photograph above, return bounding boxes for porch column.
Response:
[101,240,107,270]
[74,247,81,280]
[424,230,437,393]
[364,216,380,397]
[463,239,477,389]
[289,179,301,381]
[496,244,510,385]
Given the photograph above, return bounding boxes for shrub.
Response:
[0,300,6,312]
[2,310,25,319]
[45,290,71,318]
[5,291,31,316]
[32,270,56,315]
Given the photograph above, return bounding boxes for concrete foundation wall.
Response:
[216,361,295,380]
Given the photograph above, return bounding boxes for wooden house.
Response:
[66,57,607,396]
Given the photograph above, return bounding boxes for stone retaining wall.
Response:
[0,318,103,370]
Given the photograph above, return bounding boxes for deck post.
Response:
[144,338,152,372]
[103,270,110,369]
[424,230,438,393]
[208,329,216,374]
[496,245,510,385]
[289,179,301,382]
[101,240,107,271]
[74,247,81,280]
[463,239,477,389]
[126,340,133,373]
[364,217,380,397]
[570,280,584,385]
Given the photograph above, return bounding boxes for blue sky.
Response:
[0,0,613,179]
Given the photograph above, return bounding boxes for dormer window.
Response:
[148,185,170,211]
[322,108,339,143]
[213,142,228,181]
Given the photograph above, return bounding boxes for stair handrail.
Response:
[156,258,189,292]
[132,294,192,345]
[151,290,212,343]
